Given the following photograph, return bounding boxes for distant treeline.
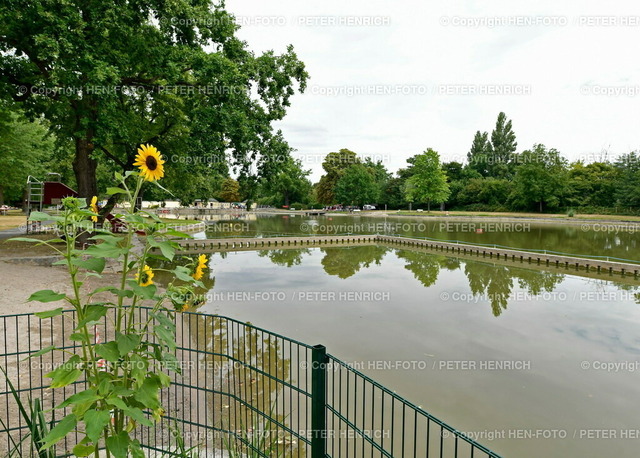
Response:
[291,112,640,214]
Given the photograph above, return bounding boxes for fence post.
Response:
[311,344,328,458]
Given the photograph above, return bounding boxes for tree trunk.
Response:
[102,194,118,218]
[73,136,98,246]
[284,192,290,208]
[0,185,4,206]
[539,201,543,213]
[73,137,98,199]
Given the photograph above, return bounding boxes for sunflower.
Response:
[136,265,154,287]
[168,285,204,313]
[89,196,99,222]
[152,407,165,422]
[192,254,208,281]
[133,144,165,181]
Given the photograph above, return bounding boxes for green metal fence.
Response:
[0,309,501,457]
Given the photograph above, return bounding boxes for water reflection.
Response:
[462,262,565,316]
[252,247,571,317]
[160,244,640,458]
[191,213,640,262]
[319,246,388,279]
[155,246,638,319]
[395,250,460,287]
[258,249,311,267]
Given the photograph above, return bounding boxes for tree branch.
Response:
[97,145,127,169]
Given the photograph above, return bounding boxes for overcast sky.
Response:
[226,0,640,180]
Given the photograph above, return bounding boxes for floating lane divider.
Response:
[161,234,640,277]
[377,235,640,277]
[170,234,379,252]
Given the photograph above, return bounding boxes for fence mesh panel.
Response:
[0,309,499,457]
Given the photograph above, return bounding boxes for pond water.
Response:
[172,212,640,262]
[154,213,640,456]
[179,245,640,458]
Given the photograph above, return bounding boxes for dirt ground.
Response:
[0,261,79,314]
[0,232,112,315]
[0,257,139,316]
[0,233,62,256]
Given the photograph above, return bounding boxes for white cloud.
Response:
[227,0,640,180]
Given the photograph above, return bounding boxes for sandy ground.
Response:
[0,260,70,314]
[0,260,124,315]
[0,232,135,316]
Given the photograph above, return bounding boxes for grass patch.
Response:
[0,210,27,230]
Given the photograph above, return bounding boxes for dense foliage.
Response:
[0,0,308,209]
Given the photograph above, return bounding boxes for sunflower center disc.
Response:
[146,156,158,171]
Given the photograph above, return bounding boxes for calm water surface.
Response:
[182,245,640,458]
[157,214,640,456]
[175,212,640,262]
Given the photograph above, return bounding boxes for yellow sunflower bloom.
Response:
[152,407,165,422]
[90,196,98,222]
[136,265,154,287]
[192,254,208,281]
[133,144,165,181]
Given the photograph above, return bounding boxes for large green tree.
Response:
[510,144,567,212]
[218,177,241,202]
[334,163,380,207]
[566,161,618,209]
[362,157,391,199]
[613,152,640,209]
[260,156,311,207]
[489,112,518,178]
[403,148,450,211]
[0,109,54,205]
[315,149,360,204]
[467,131,492,176]
[457,177,513,210]
[378,176,407,209]
[0,1,308,207]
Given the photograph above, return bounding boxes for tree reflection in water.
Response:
[320,246,389,279]
[161,245,629,325]
[463,262,565,316]
[395,249,459,287]
[258,249,311,267]
[151,245,638,455]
